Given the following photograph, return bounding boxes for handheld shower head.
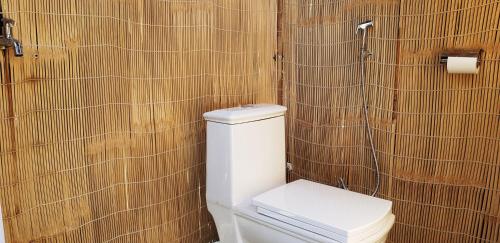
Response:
[356,20,373,34]
[356,20,374,53]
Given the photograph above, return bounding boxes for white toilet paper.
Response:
[446,56,479,74]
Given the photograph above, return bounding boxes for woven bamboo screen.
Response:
[0,0,277,242]
[282,0,499,242]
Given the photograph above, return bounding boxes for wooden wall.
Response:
[282,0,499,242]
[0,0,277,242]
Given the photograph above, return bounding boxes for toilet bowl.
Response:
[204,104,395,243]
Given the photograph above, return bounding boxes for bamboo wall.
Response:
[0,0,277,242]
[282,0,500,242]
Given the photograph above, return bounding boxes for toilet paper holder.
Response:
[439,49,483,65]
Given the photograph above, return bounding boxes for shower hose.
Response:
[339,48,380,197]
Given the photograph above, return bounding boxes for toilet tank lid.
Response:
[203,104,287,124]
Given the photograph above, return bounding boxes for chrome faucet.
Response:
[0,18,23,57]
[356,20,373,55]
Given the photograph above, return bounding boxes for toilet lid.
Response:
[252,179,392,242]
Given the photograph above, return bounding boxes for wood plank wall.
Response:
[0,0,277,242]
[282,0,500,242]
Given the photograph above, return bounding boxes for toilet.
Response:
[204,104,395,243]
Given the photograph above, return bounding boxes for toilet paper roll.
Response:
[447,56,479,74]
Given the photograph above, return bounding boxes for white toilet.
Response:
[204,104,395,243]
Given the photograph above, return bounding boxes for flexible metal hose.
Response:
[360,51,380,197]
[339,26,380,197]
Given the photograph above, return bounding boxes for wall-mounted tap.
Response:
[0,18,23,57]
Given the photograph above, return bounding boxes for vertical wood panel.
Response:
[283,0,500,242]
[0,0,277,242]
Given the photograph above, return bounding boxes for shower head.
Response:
[356,20,373,34]
[356,20,374,53]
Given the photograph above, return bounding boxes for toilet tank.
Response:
[204,104,287,208]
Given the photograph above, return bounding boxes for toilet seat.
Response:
[234,202,340,243]
[250,180,393,243]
